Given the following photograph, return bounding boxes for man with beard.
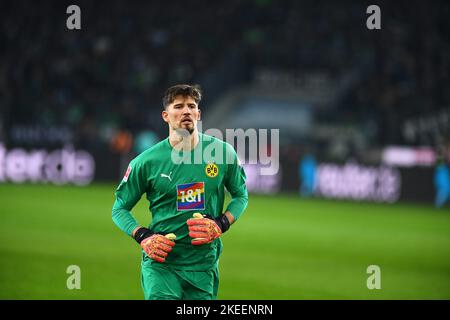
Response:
[112,84,248,300]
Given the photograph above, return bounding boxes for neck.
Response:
[169,128,199,151]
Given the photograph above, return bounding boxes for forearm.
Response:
[225,192,248,221]
[131,226,141,237]
[223,211,235,225]
[112,203,140,236]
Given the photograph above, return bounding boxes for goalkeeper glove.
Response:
[187,213,230,245]
[133,227,175,263]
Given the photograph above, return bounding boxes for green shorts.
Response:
[141,260,219,300]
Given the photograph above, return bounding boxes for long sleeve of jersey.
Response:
[112,159,148,236]
[224,145,248,220]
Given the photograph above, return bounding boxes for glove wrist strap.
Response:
[133,227,154,244]
[215,214,230,233]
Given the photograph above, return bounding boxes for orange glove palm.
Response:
[140,234,175,263]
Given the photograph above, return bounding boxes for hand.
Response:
[141,234,175,263]
[187,213,223,245]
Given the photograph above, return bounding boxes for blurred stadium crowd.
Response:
[1,0,449,156]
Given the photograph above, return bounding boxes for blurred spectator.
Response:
[434,158,450,208]
[111,129,133,154]
[134,130,159,154]
[299,154,317,198]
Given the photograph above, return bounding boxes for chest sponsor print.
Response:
[176,182,205,211]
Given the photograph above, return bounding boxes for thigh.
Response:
[141,263,182,300]
[180,267,219,300]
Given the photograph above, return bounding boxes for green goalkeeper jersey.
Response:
[112,133,248,271]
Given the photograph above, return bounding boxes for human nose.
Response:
[182,105,192,114]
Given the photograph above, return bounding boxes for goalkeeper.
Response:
[112,84,248,300]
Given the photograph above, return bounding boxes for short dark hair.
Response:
[162,84,202,109]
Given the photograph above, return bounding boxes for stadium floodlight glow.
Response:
[0,143,95,186]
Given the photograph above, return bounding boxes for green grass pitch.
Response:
[0,183,449,299]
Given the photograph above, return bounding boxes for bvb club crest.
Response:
[205,163,219,178]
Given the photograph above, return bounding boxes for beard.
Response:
[174,125,194,137]
[179,121,195,134]
[185,126,194,134]
[181,124,195,135]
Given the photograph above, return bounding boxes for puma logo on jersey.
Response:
[161,172,172,181]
